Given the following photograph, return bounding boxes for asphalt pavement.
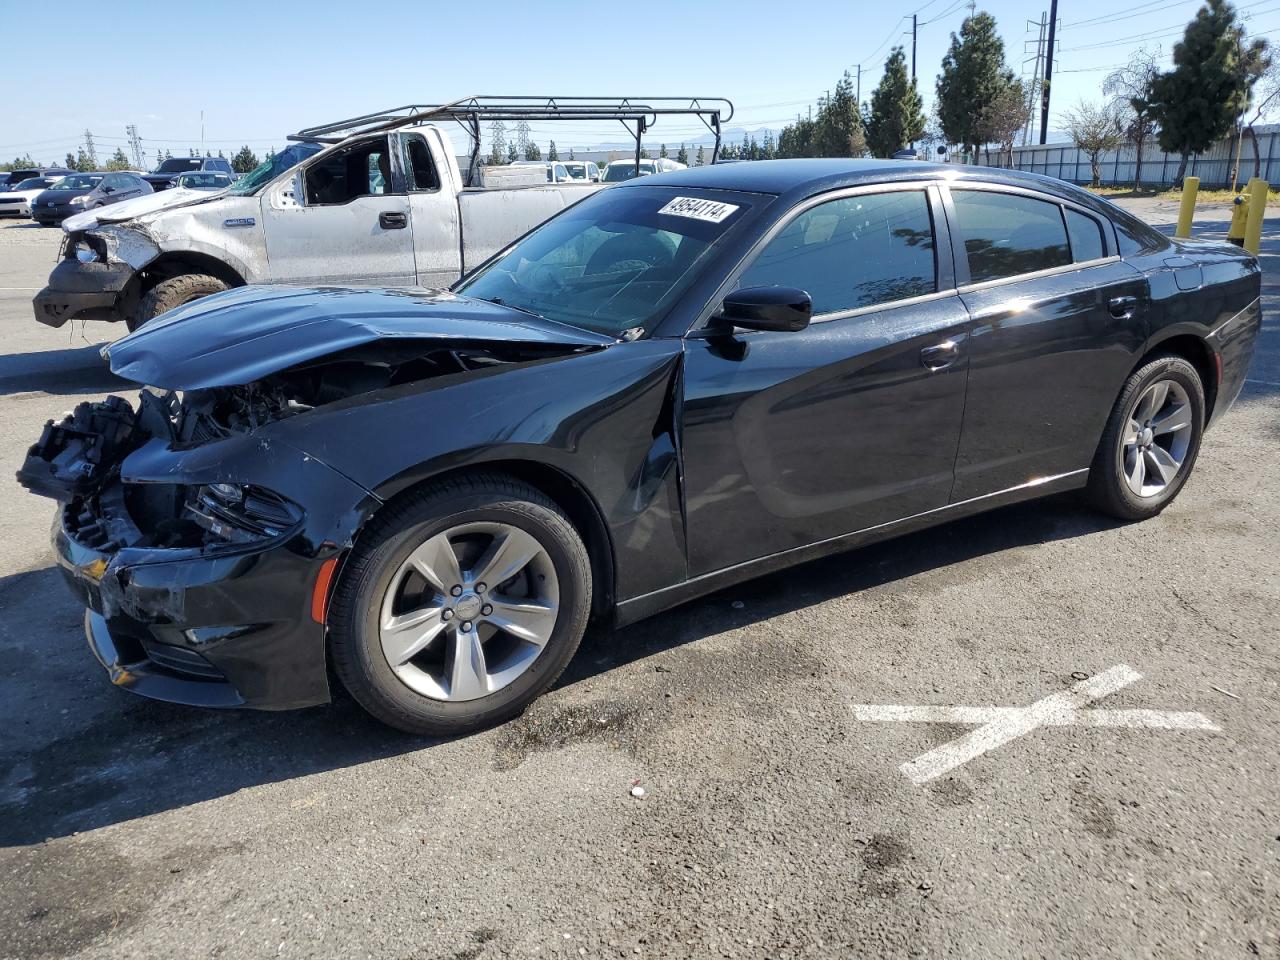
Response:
[0,201,1276,960]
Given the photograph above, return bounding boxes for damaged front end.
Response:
[32,224,159,327]
[17,387,372,710]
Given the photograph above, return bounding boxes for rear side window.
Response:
[951,189,1070,284]
[1065,208,1106,262]
[740,190,936,315]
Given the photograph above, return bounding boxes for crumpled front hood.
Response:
[63,187,223,232]
[103,285,616,390]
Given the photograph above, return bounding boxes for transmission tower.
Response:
[514,120,531,158]
[489,120,506,161]
[126,125,145,169]
[82,130,98,169]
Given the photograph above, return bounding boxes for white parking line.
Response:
[853,665,1220,784]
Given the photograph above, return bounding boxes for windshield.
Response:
[457,187,750,337]
[53,175,103,191]
[603,162,654,183]
[179,172,229,189]
[563,163,589,180]
[155,158,203,173]
[14,177,53,191]
[228,142,323,196]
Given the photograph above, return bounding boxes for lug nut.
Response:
[475,582,487,593]
[442,609,453,621]
[450,585,463,597]
[481,604,493,616]
[461,621,472,632]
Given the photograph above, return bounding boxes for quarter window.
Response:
[739,190,936,315]
[1065,208,1106,262]
[404,136,440,192]
[951,190,1070,284]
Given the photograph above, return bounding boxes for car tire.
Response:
[1086,354,1205,521]
[131,273,229,331]
[327,473,592,737]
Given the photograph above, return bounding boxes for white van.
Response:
[601,157,687,183]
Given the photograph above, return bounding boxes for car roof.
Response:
[622,158,1108,208]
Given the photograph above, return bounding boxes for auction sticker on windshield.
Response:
[658,197,740,223]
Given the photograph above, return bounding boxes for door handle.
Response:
[1108,295,1138,320]
[920,340,960,370]
[378,211,408,229]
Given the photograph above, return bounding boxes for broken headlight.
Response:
[186,483,303,545]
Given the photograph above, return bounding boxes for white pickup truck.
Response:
[34,128,600,330]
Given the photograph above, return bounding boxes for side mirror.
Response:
[717,286,811,332]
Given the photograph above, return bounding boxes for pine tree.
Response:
[65,152,76,170]
[936,12,1021,162]
[1149,0,1270,183]
[74,148,92,172]
[677,143,689,165]
[811,71,865,156]
[660,143,669,158]
[232,146,259,174]
[548,140,558,160]
[507,142,519,164]
[105,148,131,171]
[569,147,575,160]
[696,144,705,165]
[762,130,776,160]
[867,47,927,157]
[524,142,541,161]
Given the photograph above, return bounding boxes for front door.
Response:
[262,134,416,286]
[681,185,971,576]
[944,185,1149,499]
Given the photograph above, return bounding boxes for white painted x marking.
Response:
[853,665,1220,784]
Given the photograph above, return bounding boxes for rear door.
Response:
[945,184,1148,499]
[681,184,972,575]
[262,135,416,286]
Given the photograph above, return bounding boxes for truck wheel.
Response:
[327,474,592,737]
[130,273,228,331]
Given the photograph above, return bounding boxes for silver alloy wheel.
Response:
[378,521,560,702]
[1119,378,1194,498]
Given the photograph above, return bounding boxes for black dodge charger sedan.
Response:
[18,160,1261,735]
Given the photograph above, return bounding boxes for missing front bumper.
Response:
[32,257,137,327]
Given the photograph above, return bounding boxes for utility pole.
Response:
[1038,0,1058,144]
[855,65,861,107]
[911,15,917,80]
[1022,13,1047,146]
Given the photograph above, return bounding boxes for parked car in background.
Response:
[562,160,601,182]
[0,166,74,191]
[175,171,234,190]
[31,172,152,226]
[601,157,686,182]
[141,155,235,192]
[0,175,65,218]
[512,160,578,183]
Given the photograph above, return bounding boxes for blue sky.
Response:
[2,0,1277,166]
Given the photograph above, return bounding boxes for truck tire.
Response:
[131,273,228,331]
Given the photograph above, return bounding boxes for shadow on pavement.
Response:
[0,493,1120,847]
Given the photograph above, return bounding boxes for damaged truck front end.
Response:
[34,224,161,327]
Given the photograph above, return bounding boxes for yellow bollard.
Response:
[1243,177,1268,255]
[1227,191,1249,246]
[1175,176,1199,238]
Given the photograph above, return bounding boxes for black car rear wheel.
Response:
[1087,354,1205,521]
[327,474,591,737]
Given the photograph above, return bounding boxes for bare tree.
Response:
[1063,100,1125,187]
[1243,59,1280,180]
[1104,47,1161,190]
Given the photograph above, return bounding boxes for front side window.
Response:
[951,189,1070,284]
[458,186,752,337]
[304,136,396,205]
[738,190,936,315]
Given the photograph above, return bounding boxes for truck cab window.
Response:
[305,136,397,206]
[404,136,440,192]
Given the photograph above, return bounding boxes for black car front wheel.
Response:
[1087,354,1205,521]
[328,474,591,737]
